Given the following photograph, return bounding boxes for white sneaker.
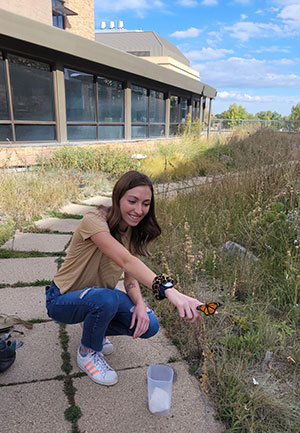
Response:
[77,348,118,386]
[79,323,114,356]
[102,337,114,355]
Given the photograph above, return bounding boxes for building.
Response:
[0,1,217,162]
[95,27,200,80]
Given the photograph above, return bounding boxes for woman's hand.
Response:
[130,302,150,338]
[165,288,202,323]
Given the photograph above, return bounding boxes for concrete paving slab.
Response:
[80,195,112,206]
[68,325,180,373]
[59,203,96,216]
[0,381,69,433]
[0,322,62,385]
[0,257,58,285]
[1,233,71,252]
[34,217,80,232]
[75,362,223,433]
[154,176,214,195]
[0,285,48,320]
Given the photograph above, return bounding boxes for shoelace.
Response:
[92,351,113,373]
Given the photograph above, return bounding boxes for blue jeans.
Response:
[46,281,159,352]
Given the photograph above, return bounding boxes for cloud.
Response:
[216,90,300,106]
[201,0,218,5]
[177,0,198,6]
[191,56,300,88]
[225,21,282,42]
[273,0,300,6]
[254,45,290,53]
[217,91,263,102]
[170,27,202,38]
[278,4,300,27]
[241,14,247,20]
[184,47,234,61]
[269,58,296,66]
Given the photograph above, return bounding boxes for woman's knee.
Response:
[91,288,119,315]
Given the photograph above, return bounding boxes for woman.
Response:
[46,171,202,386]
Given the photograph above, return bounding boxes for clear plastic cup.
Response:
[147,364,174,416]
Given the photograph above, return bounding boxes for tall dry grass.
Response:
[0,167,111,244]
[145,129,300,433]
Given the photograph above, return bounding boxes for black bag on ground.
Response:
[0,337,16,372]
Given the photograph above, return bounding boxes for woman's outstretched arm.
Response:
[91,231,202,323]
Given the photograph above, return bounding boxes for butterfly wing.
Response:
[197,302,221,316]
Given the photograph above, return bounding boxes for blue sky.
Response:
[94,0,300,116]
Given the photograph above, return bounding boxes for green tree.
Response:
[290,103,300,130]
[216,103,252,128]
[255,111,284,129]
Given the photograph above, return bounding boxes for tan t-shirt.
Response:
[54,208,131,294]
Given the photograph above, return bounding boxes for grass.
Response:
[0,279,52,289]
[1,128,299,431]
[0,167,112,245]
[143,129,300,432]
[0,249,66,259]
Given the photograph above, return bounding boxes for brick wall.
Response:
[0,0,52,25]
[0,1,95,39]
[65,0,95,40]
[0,139,177,168]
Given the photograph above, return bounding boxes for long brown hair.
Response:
[107,171,161,256]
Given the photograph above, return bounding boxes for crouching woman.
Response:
[46,171,202,386]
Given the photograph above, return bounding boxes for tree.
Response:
[255,111,284,129]
[215,103,253,129]
[290,103,300,131]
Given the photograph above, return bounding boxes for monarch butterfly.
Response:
[197,302,221,316]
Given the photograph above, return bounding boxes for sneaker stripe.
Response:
[87,364,96,372]
[85,361,92,369]
[91,369,99,376]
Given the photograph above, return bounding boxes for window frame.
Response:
[0,50,57,143]
[131,85,166,139]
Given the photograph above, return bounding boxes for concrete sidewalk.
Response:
[0,196,224,433]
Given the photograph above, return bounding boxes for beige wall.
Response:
[0,0,52,25]
[143,56,200,81]
[65,0,95,40]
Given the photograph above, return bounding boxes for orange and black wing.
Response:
[197,302,221,316]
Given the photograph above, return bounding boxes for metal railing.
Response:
[206,118,300,133]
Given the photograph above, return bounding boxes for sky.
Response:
[94,0,300,117]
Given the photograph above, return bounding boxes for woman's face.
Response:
[119,185,152,229]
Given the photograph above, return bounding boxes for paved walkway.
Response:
[0,196,224,433]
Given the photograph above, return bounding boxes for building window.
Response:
[98,78,124,123]
[64,68,125,140]
[127,51,151,57]
[192,99,201,121]
[98,77,124,139]
[52,0,65,29]
[0,52,56,143]
[170,96,188,135]
[131,85,165,138]
[65,69,96,122]
[52,0,78,29]
[0,52,9,121]
[9,55,55,121]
